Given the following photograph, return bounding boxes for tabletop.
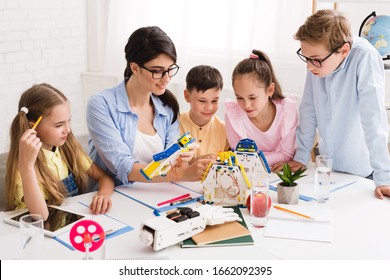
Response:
[1,166,389,260]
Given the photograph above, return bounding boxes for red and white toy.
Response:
[69,220,105,259]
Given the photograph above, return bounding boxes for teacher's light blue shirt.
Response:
[294,37,390,186]
[86,80,179,185]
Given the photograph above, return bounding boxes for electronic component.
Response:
[201,139,270,206]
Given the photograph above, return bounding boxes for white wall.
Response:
[0,0,87,153]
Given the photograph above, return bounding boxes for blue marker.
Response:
[153,209,161,216]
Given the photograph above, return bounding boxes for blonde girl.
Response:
[6,84,114,220]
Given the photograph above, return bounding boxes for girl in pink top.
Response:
[225,50,298,171]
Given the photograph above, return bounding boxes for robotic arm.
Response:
[139,205,242,251]
[191,204,242,226]
[140,132,195,180]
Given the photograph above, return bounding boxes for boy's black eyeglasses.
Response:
[140,64,180,79]
[296,46,343,68]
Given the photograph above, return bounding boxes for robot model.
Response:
[232,138,271,175]
[201,150,250,206]
[201,139,270,206]
[141,132,195,180]
[139,205,241,251]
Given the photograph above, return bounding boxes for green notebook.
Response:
[181,206,254,248]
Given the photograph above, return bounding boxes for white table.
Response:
[1,167,389,260]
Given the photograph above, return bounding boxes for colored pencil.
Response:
[31,116,43,130]
[273,205,312,220]
[157,193,191,206]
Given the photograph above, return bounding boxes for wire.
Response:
[214,170,241,205]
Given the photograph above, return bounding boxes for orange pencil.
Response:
[31,116,42,130]
[273,205,312,220]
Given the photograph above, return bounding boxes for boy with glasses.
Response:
[288,9,390,199]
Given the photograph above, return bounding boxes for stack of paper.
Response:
[264,204,332,243]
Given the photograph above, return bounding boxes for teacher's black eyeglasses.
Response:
[140,64,180,79]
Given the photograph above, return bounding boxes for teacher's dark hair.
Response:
[124,26,179,123]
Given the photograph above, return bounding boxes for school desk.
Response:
[0,166,389,260]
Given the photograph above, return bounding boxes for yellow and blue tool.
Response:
[141,132,195,180]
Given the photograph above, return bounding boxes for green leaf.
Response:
[276,163,307,186]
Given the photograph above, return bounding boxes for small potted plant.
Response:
[275,163,307,204]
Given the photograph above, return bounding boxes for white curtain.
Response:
[90,0,311,114]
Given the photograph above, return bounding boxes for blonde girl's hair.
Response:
[5,83,90,210]
[294,9,353,51]
[232,49,284,99]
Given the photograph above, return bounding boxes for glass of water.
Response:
[314,155,332,203]
[20,214,44,259]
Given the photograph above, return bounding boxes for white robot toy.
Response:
[201,151,250,205]
[201,139,270,206]
[139,205,242,251]
[232,138,271,175]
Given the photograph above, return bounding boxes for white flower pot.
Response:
[277,182,299,204]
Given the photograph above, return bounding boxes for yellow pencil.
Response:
[31,116,42,130]
[273,205,312,220]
